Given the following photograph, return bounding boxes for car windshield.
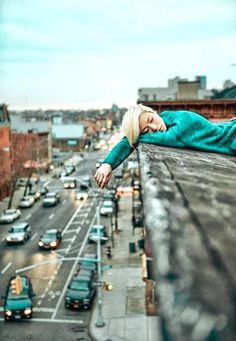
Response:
[11,227,24,233]
[91,227,104,233]
[69,280,89,291]
[103,203,112,208]
[46,193,56,198]
[43,231,56,238]
[4,210,16,215]
[22,197,30,201]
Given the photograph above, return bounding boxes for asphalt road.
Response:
[0,151,107,341]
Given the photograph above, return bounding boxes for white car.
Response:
[0,209,21,224]
[19,196,35,208]
[100,201,114,216]
[43,192,60,207]
[75,189,89,200]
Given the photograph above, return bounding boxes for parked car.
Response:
[38,229,62,249]
[99,201,114,216]
[43,192,60,207]
[0,209,21,224]
[64,272,95,310]
[19,196,35,208]
[6,222,31,245]
[88,225,107,244]
[96,159,104,169]
[3,275,35,321]
[65,165,75,174]
[29,187,41,201]
[60,170,69,177]
[75,187,89,200]
[78,253,97,273]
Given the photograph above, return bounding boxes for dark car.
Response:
[64,272,95,310]
[88,225,108,244]
[78,253,97,273]
[43,192,60,207]
[38,229,62,250]
[3,276,35,321]
[6,222,31,245]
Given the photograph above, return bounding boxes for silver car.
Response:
[0,209,21,224]
[6,222,31,244]
[19,196,35,208]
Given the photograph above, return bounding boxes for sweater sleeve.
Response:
[102,137,135,170]
[138,125,185,148]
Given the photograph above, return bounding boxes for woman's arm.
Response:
[95,137,134,188]
[102,137,134,169]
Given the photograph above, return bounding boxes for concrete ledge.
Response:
[139,145,236,341]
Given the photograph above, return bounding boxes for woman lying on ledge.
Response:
[95,104,236,188]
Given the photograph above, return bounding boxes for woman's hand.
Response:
[95,163,112,188]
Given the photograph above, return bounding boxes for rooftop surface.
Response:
[139,144,236,341]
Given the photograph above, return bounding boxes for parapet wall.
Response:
[139,144,236,341]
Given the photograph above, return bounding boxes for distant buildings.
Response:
[138,76,236,102]
[0,104,11,200]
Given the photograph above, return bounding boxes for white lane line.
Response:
[31,232,38,241]
[34,307,55,313]
[0,318,84,324]
[37,301,42,306]
[61,204,84,236]
[25,214,32,220]
[62,238,73,242]
[49,213,55,220]
[71,235,76,244]
[1,236,6,242]
[51,211,97,320]
[62,199,66,205]
[1,262,12,274]
[63,228,78,233]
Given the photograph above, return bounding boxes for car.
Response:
[133,180,140,190]
[114,168,123,179]
[88,225,107,244]
[64,272,95,310]
[3,275,35,321]
[39,186,49,196]
[78,253,97,273]
[43,192,60,207]
[65,165,75,174]
[29,187,41,201]
[75,187,89,200]
[60,170,69,177]
[0,209,21,224]
[6,222,31,245]
[79,176,92,190]
[38,229,62,249]
[63,178,77,189]
[19,196,35,208]
[99,200,114,216]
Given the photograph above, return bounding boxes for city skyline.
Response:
[0,0,236,110]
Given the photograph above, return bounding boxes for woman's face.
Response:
[139,111,167,134]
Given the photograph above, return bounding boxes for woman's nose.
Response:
[149,123,158,132]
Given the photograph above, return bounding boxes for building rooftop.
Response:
[139,144,236,340]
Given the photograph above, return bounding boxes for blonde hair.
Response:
[122,104,156,146]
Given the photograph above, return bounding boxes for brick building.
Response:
[138,99,236,121]
[11,132,50,177]
[0,104,11,200]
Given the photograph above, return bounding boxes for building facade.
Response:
[0,104,12,200]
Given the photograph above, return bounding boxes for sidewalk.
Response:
[89,195,162,341]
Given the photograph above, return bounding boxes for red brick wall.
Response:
[0,125,11,200]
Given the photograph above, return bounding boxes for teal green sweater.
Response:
[103,111,236,169]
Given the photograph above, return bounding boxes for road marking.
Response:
[0,317,84,324]
[62,199,66,205]
[37,301,42,306]
[1,236,6,241]
[51,212,97,320]
[61,204,84,236]
[62,238,73,242]
[25,214,32,220]
[49,213,55,220]
[71,235,76,244]
[31,232,38,241]
[1,262,12,274]
[63,228,78,233]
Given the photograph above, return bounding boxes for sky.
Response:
[0,0,236,110]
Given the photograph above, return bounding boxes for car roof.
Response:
[4,209,17,213]
[44,229,58,233]
[11,222,28,228]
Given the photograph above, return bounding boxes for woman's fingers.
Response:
[94,163,112,188]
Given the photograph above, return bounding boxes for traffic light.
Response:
[11,276,22,295]
[103,282,113,291]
